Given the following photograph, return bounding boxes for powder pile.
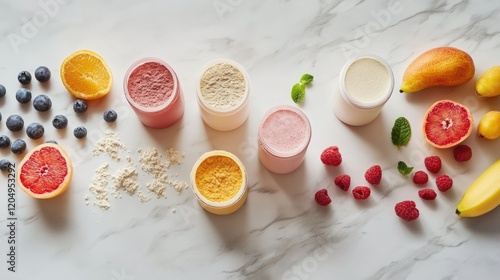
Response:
[86,131,188,209]
[139,147,168,181]
[139,147,188,198]
[165,147,185,166]
[87,163,111,209]
[195,155,242,202]
[92,130,127,161]
[127,61,174,107]
[112,165,140,196]
[139,147,169,198]
[200,62,246,109]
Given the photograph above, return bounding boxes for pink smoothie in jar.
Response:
[124,58,184,128]
[258,105,312,174]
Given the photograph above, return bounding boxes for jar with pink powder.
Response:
[124,57,184,128]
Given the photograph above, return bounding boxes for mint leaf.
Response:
[291,83,305,103]
[291,74,313,103]
[300,74,314,86]
[391,117,412,148]
[397,161,413,176]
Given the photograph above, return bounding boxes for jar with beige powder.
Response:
[196,58,250,131]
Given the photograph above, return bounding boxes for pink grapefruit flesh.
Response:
[423,100,473,148]
[17,143,73,199]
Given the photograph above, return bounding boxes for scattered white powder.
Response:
[169,180,189,194]
[147,180,167,198]
[165,147,185,166]
[200,62,246,109]
[88,163,111,210]
[139,147,168,180]
[87,132,188,210]
[139,147,188,197]
[92,130,127,161]
[112,165,140,196]
[137,190,150,203]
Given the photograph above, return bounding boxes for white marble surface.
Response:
[1,0,500,279]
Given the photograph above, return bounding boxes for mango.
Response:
[400,47,475,93]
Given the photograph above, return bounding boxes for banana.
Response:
[456,160,500,217]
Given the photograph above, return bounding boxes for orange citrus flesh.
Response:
[17,143,73,199]
[423,100,473,148]
[60,49,113,100]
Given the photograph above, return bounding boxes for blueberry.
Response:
[35,66,51,83]
[18,71,32,85]
[46,140,58,144]
[0,84,6,97]
[11,139,26,155]
[52,115,68,129]
[73,126,87,139]
[33,94,52,111]
[103,109,118,122]
[26,123,44,139]
[73,99,88,113]
[16,88,32,104]
[6,115,24,132]
[0,159,10,171]
[0,135,10,148]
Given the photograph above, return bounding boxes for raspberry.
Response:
[436,174,453,192]
[334,174,351,191]
[418,189,437,200]
[453,144,472,162]
[320,146,342,166]
[315,189,332,206]
[352,186,371,200]
[412,170,428,185]
[365,165,382,184]
[395,200,419,221]
[424,156,441,173]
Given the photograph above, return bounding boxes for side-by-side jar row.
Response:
[122,55,395,215]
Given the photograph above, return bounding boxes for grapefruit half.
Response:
[423,100,473,148]
[17,143,73,199]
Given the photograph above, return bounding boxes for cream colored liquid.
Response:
[344,58,390,103]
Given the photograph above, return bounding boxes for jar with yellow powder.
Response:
[190,150,248,215]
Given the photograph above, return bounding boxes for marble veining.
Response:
[0,0,500,279]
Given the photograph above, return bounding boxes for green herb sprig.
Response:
[391,117,412,148]
[291,74,314,103]
[397,161,414,176]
